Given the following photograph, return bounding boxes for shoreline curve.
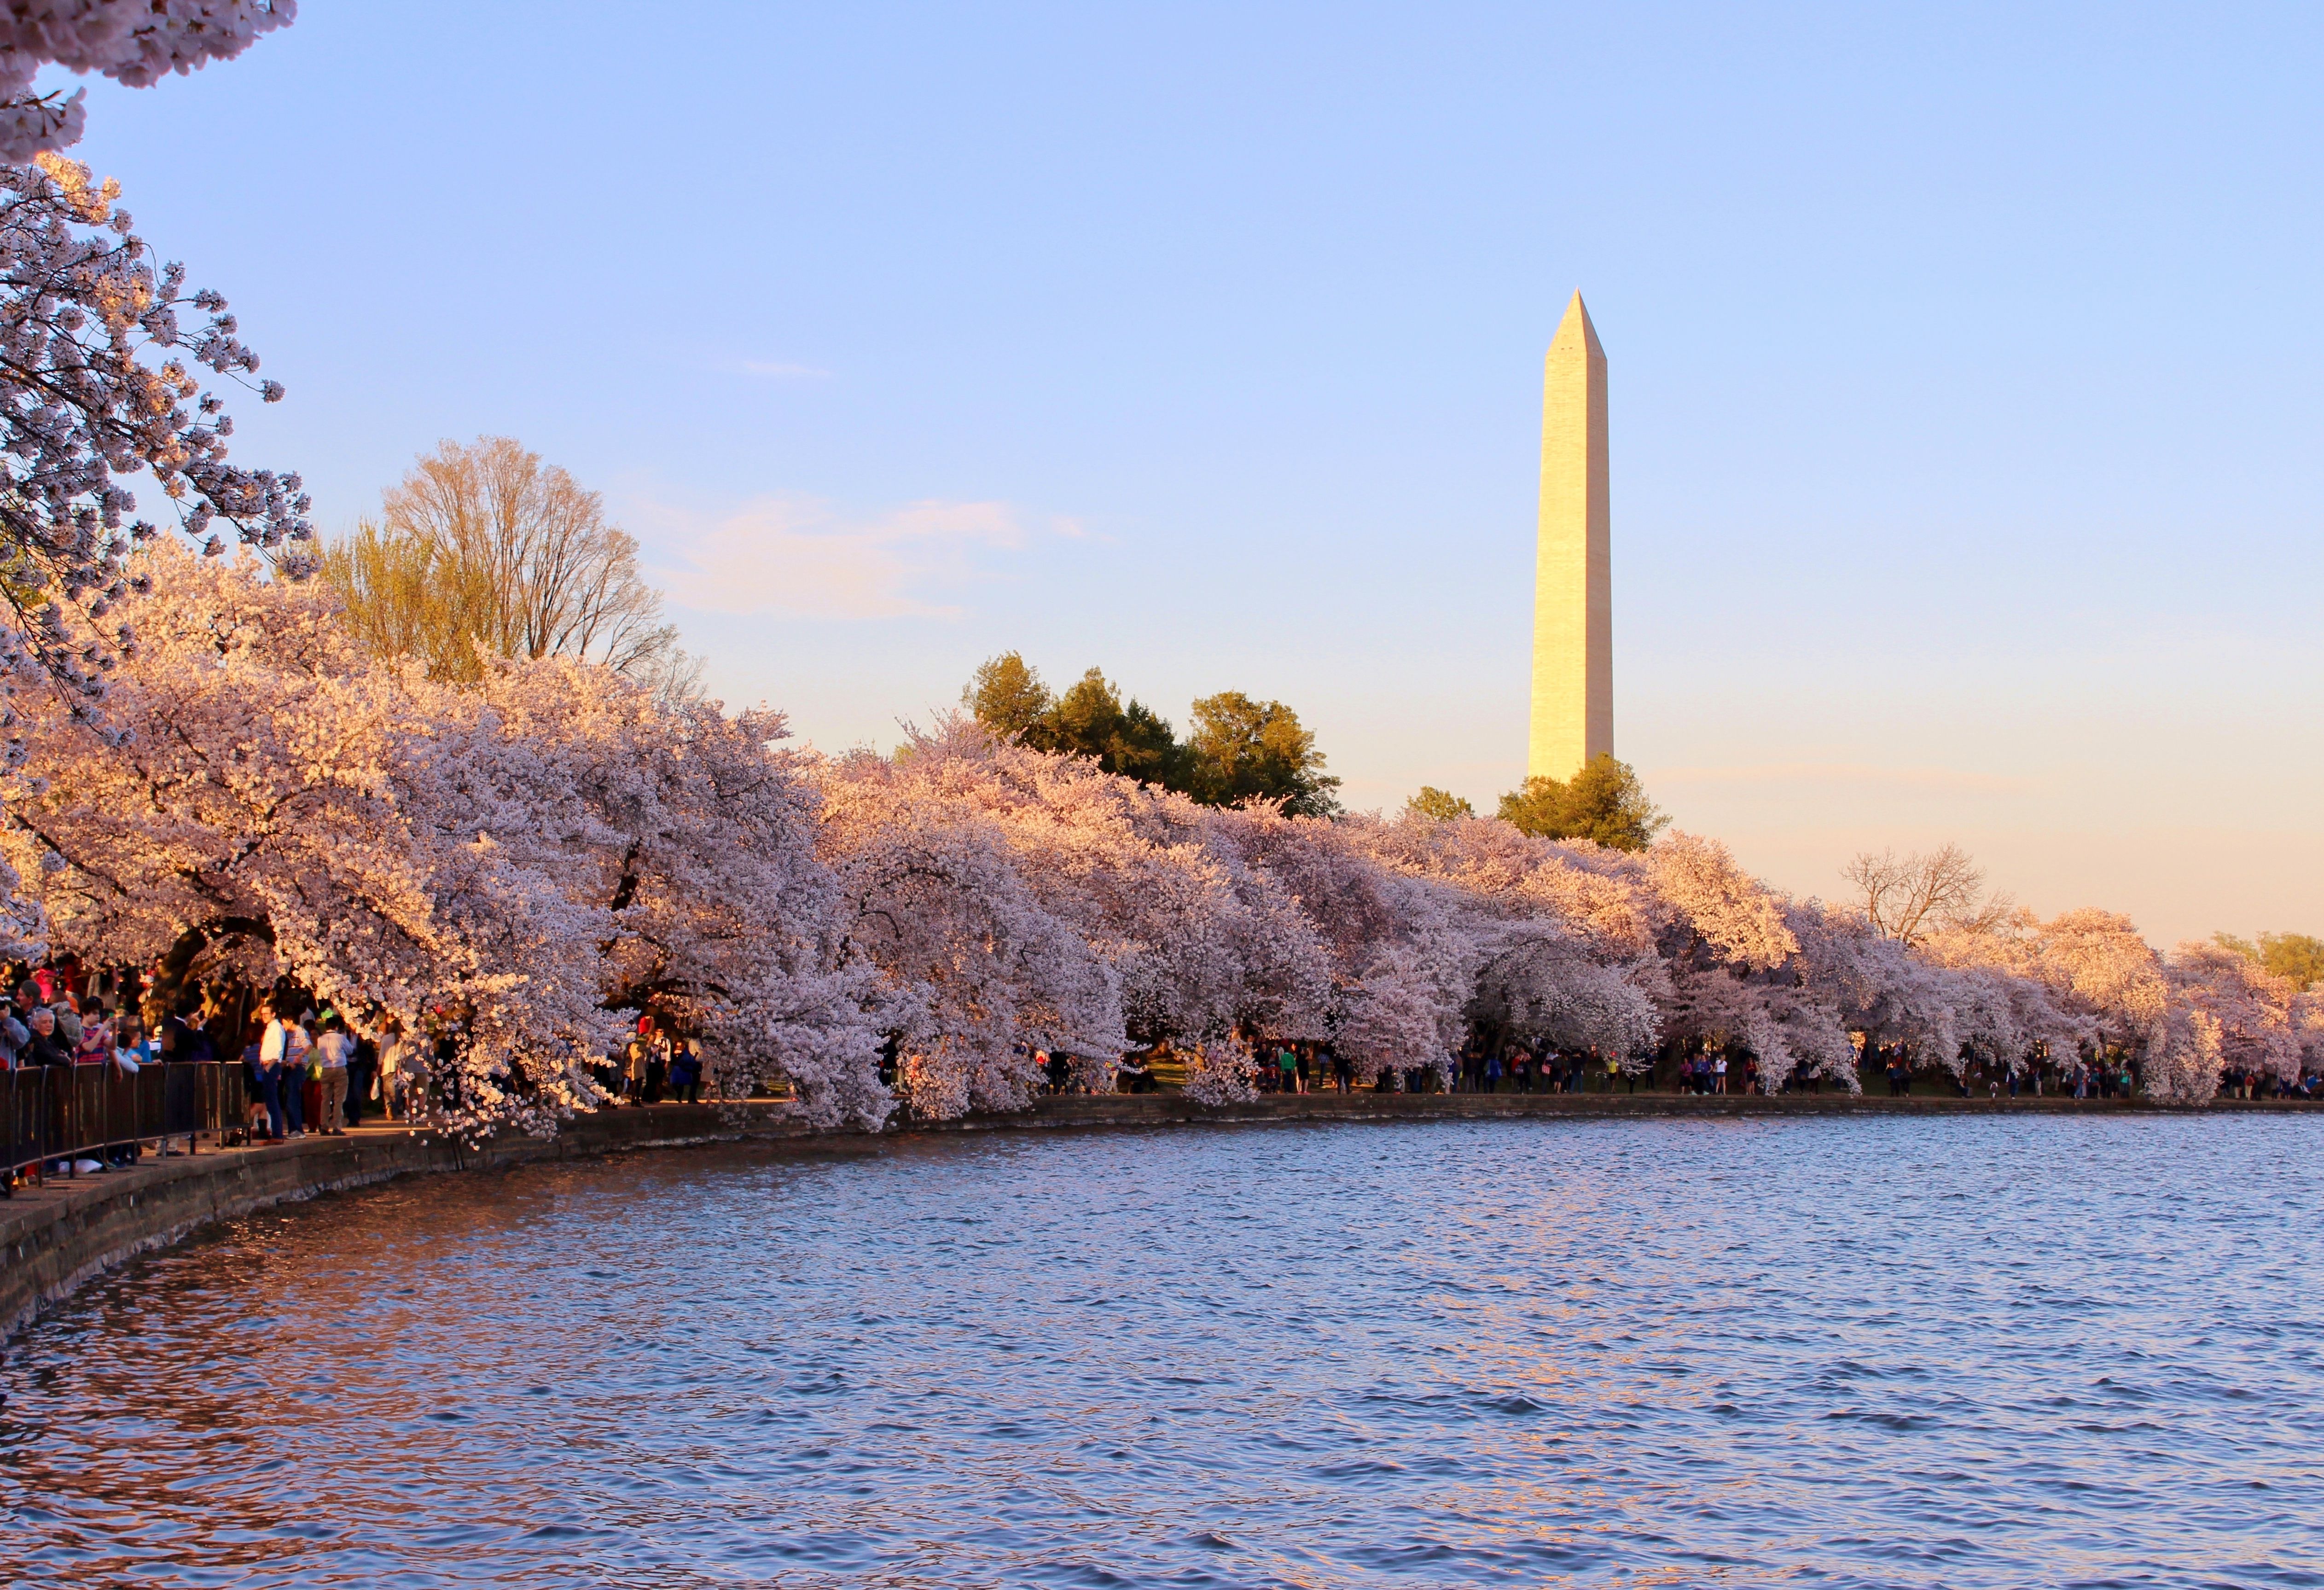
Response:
[5,1090,2314,1340]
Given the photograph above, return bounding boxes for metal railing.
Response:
[2,1062,248,1184]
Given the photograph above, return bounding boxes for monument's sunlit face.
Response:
[1529,290,1612,784]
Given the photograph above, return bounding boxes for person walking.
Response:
[375,1022,401,1121]
[288,1013,319,1133]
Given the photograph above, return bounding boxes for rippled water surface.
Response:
[5,1117,2323,1588]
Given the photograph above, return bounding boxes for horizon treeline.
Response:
[963,652,1344,818]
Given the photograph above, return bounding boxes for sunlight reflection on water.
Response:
[3,1116,2321,1588]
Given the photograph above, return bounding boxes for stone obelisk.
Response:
[1527,290,1611,783]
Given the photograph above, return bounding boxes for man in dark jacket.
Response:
[23,1006,73,1068]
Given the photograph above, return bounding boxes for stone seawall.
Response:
[941,1089,2313,1133]
[0,1103,806,1342]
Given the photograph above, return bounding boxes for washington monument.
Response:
[1527,290,1612,783]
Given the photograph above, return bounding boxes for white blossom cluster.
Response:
[0,153,308,746]
[0,0,296,159]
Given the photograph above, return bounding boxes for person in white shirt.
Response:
[376,1024,404,1121]
[272,1008,314,1135]
[314,1014,352,1136]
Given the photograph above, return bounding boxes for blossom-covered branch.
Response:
[0,0,296,160]
[0,154,308,727]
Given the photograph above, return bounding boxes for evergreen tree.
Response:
[1497,754,1667,851]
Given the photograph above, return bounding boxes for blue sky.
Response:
[53,2,2324,946]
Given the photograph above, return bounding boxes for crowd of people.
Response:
[8,946,2313,1184]
[0,957,731,1186]
[589,1018,708,1106]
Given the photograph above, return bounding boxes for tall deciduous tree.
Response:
[1497,754,1667,851]
[965,654,1336,813]
[323,436,683,686]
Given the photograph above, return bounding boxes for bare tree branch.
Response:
[1843,843,2009,946]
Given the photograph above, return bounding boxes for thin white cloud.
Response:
[639,493,1034,619]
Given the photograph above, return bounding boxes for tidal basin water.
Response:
[4,1118,2321,1588]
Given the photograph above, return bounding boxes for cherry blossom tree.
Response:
[1181,1037,1260,1105]
[0,545,888,1136]
[813,735,1130,1119]
[408,658,889,1131]
[0,545,605,1136]
[1,1,296,160]
[0,154,308,729]
[1923,908,2167,1088]
[1350,811,1658,1072]
[2159,939,2301,1100]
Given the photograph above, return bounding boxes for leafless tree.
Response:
[323,436,680,685]
[625,643,710,710]
[1842,843,2015,945]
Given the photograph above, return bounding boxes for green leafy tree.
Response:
[2215,930,2324,990]
[963,651,1054,738]
[965,655,1188,787]
[1496,754,1668,851]
[1043,667,1190,786]
[1405,786,1476,821]
[965,656,1342,815]
[1185,691,1342,817]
